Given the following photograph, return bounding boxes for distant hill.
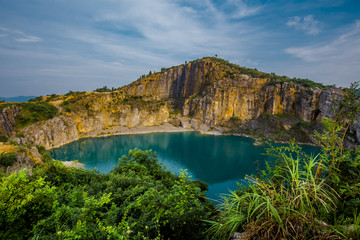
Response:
[0,96,36,102]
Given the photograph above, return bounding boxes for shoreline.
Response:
[49,123,195,150]
[50,122,319,151]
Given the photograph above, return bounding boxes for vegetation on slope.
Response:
[0,149,215,240]
[0,102,58,129]
[204,57,331,89]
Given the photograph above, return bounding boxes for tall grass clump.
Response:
[208,141,340,239]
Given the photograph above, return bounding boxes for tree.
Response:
[336,81,360,153]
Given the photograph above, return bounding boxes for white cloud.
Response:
[286,20,360,62]
[0,27,42,43]
[0,0,267,96]
[286,15,320,35]
[285,20,360,86]
[16,35,42,43]
[72,0,262,63]
[225,0,262,19]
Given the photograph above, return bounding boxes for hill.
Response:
[1,57,358,151]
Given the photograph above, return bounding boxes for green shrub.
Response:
[230,116,241,121]
[0,135,6,142]
[28,96,43,102]
[0,149,214,240]
[15,102,58,128]
[208,141,340,239]
[107,149,215,239]
[94,86,112,92]
[0,169,57,239]
[0,152,17,167]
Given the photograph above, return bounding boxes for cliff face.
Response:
[1,57,356,151]
[124,58,343,126]
[0,106,20,136]
[124,60,218,102]
[20,94,170,149]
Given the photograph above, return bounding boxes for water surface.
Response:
[50,132,320,201]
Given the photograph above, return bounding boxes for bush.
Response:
[0,169,57,239]
[208,141,340,239]
[107,149,215,239]
[0,149,215,240]
[15,102,58,128]
[0,152,17,167]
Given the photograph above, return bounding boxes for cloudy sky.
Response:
[0,0,359,97]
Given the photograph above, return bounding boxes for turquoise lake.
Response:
[50,132,321,202]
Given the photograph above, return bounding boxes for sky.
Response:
[0,0,359,97]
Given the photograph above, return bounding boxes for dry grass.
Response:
[0,143,16,153]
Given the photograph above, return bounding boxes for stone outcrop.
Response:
[0,146,42,174]
[0,105,20,136]
[20,102,170,149]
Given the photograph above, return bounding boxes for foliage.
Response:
[28,96,44,102]
[44,93,59,102]
[95,86,117,92]
[0,102,12,111]
[106,149,215,239]
[0,135,6,142]
[230,116,241,121]
[208,141,339,239]
[122,96,166,112]
[329,147,360,223]
[0,149,214,239]
[15,102,58,128]
[205,57,329,89]
[0,152,17,167]
[0,169,57,239]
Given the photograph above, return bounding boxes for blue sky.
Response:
[0,0,359,97]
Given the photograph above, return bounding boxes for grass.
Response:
[0,102,58,129]
[208,141,340,239]
[15,102,58,128]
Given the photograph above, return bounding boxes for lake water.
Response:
[50,132,320,202]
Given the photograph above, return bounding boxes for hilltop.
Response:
[0,57,359,165]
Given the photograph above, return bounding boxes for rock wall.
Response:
[0,105,20,136]
[124,60,217,101]
[125,59,344,126]
[20,104,170,149]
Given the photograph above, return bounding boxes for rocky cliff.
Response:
[1,57,358,152]
[0,105,20,136]
[18,92,171,149]
[124,58,346,127]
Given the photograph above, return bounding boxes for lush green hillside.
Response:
[0,149,215,239]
